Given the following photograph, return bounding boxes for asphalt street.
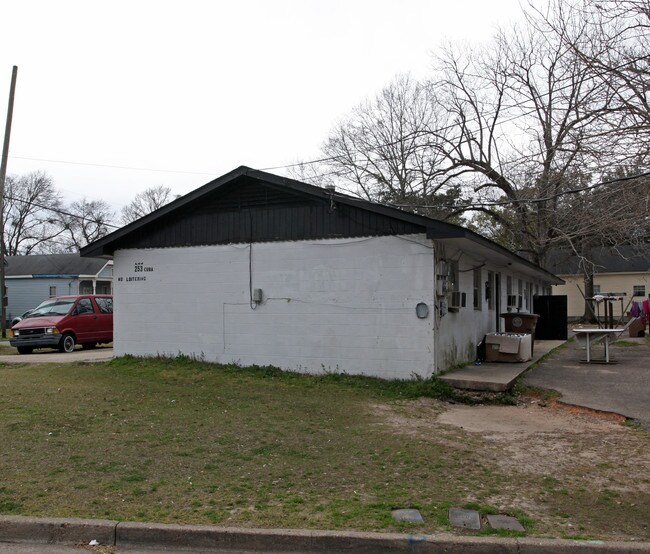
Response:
[0,544,270,553]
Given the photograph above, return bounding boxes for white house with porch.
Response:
[6,254,113,325]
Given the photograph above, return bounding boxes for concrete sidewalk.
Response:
[439,340,565,392]
[0,345,113,363]
[523,336,650,429]
[1,515,649,553]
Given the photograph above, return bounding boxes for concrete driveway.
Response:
[0,343,113,363]
[523,336,650,430]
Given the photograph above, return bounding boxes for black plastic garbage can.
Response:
[501,312,540,354]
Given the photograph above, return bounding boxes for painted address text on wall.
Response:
[117,262,155,283]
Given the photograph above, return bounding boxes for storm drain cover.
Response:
[486,514,525,532]
[448,507,481,530]
[391,509,424,523]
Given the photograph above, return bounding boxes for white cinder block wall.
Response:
[434,245,551,371]
[113,235,436,379]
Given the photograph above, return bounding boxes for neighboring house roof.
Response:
[6,253,111,278]
[546,245,650,275]
[80,166,562,284]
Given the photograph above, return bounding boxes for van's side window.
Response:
[77,298,94,314]
[95,297,113,314]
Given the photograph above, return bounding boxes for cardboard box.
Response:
[628,317,646,338]
[485,333,532,362]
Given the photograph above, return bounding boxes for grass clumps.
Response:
[111,354,467,403]
[1,354,648,540]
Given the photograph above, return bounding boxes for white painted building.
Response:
[82,167,562,378]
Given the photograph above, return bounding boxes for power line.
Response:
[388,171,650,210]
[10,155,218,177]
[4,169,647,251]
[257,51,647,181]
[4,194,121,229]
[8,66,607,178]
[8,71,638,187]
[5,57,643,222]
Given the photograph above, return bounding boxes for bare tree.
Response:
[430,13,619,266]
[425,6,650,321]
[553,168,650,320]
[300,1,647,322]
[535,0,650,157]
[314,75,463,221]
[58,199,115,252]
[2,171,66,255]
[121,185,176,224]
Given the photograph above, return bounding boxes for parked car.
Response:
[10,295,113,354]
[10,309,34,327]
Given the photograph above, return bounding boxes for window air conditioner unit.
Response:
[449,291,466,311]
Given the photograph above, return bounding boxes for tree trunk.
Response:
[582,272,598,324]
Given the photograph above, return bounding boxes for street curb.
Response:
[115,522,518,552]
[1,516,649,552]
[0,515,116,546]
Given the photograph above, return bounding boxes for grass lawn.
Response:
[0,356,648,541]
[0,344,16,355]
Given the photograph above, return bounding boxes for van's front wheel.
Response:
[59,333,76,353]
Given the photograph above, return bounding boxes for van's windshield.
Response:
[28,298,77,317]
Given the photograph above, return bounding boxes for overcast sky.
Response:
[1,0,524,214]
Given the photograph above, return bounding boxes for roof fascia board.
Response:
[98,260,114,274]
[429,229,563,284]
[558,269,650,278]
[31,274,79,278]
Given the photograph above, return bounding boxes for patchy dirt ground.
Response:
[371,397,650,541]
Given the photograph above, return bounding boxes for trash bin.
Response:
[501,312,540,354]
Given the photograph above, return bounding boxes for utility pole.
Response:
[0,66,18,338]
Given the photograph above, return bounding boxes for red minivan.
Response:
[10,295,113,354]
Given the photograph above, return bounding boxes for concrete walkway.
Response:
[0,344,113,363]
[439,340,566,392]
[524,335,650,429]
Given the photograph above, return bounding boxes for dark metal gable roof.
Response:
[80,166,561,283]
[547,245,650,275]
[81,167,428,254]
[6,254,109,277]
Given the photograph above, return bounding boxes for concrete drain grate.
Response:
[391,509,424,523]
[486,514,525,532]
[448,508,481,530]
[448,508,526,532]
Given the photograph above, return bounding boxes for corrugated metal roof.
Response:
[6,254,110,277]
[80,166,562,284]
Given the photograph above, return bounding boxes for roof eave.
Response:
[426,227,564,285]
